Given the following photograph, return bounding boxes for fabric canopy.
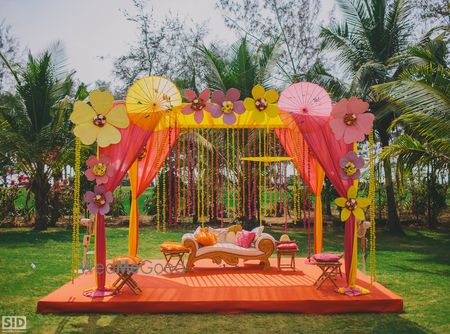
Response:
[128,127,180,256]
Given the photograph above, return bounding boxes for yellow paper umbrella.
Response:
[126,76,182,131]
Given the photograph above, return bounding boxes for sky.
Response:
[1,0,334,86]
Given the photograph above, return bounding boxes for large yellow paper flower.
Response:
[70,90,129,147]
[335,185,369,221]
[243,85,279,123]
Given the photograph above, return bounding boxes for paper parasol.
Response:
[278,82,332,131]
[126,76,182,131]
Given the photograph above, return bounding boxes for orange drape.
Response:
[128,128,180,256]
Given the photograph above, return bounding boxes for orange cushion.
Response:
[112,255,142,266]
[228,224,243,233]
[195,227,217,246]
[160,242,189,251]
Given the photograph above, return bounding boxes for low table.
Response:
[276,245,299,271]
[161,248,189,274]
[313,261,343,289]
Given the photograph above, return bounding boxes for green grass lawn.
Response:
[0,226,449,334]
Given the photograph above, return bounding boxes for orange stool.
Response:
[160,242,190,274]
[111,256,143,294]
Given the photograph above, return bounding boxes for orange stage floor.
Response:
[37,258,402,314]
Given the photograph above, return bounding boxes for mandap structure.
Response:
[69,76,376,297]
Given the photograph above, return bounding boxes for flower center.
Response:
[93,163,107,176]
[255,98,268,111]
[137,146,147,161]
[343,162,357,176]
[221,101,234,114]
[345,198,357,211]
[94,194,106,207]
[93,114,107,127]
[191,98,205,111]
[344,113,357,125]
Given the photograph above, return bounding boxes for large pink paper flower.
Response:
[181,88,215,124]
[339,151,364,180]
[329,97,374,144]
[210,88,245,125]
[84,185,113,215]
[85,156,113,185]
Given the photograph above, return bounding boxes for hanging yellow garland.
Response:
[201,128,205,227]
[226,128,230,219]
[258,128,263,226]
[196,129,201,222]
[369,130,376,283]
[162,160,167,233]
[71,137,81,283]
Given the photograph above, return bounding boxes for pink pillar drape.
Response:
[279,111,355,284]
[94,117,151,291]
[275,127,326,253]
[128,127,180,256]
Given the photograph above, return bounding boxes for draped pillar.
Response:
[94,118,151,291]
[128,127,180,256]
[274,127,326,254]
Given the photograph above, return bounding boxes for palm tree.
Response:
[320,0,413,234]
[0,45,76,229]
[372,31,450,227]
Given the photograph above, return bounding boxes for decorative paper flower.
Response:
[70,90,129,147]
[181,88,215,124]
[84,155,113,185]
[335,185,369,221]
[329,97,374,144]
[84,185,113,215]
[339,151,364,180]
[210,88,245,125]
[243,85,279,123]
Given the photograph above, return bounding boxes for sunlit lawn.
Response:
[0,226,449,333]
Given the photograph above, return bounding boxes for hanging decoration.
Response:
[85,155,113,185]
[84,185,113,215]
[70,90,129,147]
[340,151,365,180]
[369,130,376,283]
[210,88,245,125]
[244,85,279,123]
[335,185,370,222]
[71,137,81,283]
[329,97,374,144]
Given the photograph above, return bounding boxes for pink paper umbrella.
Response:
[278,82,332,124]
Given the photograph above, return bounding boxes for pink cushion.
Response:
[313,253,341,262]
[277,242,298,250]
[235,230,256,248]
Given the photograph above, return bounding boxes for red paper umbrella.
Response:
[278,82,332,129]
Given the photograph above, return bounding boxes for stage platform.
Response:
[37,258,403,314]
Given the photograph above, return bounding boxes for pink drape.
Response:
[128,128,180,256]
[275,127,326,253]
[279,111,354,284]
[94,107,151,290]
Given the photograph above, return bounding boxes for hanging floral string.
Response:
[71,137,81,283]
[283,161,288,233]
[196,129,201,221]
[258,128,263,226]
[307,149,312,260]
[162,159,167,233]
[302,137,307,229]
[369,129,376,283]
[168,124,173,227]
[182,131,186,219]
[176,129,181,223]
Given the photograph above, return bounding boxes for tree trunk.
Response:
[32,163,50,230]
[379,129,403,235]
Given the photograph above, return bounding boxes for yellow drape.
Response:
[128,161,139,256]
[314,165,325,254]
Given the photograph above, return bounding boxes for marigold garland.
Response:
[369,130,376,283]
[71,137,81,282]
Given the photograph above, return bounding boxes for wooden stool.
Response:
[160,242,190,274]
[276,243,299,271]
[314,261,343,289]
[111,256,143,294]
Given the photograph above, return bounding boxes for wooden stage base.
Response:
[37,258,403,314]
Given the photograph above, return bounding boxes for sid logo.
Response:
[2,316,26,332]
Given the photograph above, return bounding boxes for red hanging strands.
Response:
[247,129,251,220]
[175,123,179,225]
[253,129,257,219]
[302,137,307,229]
[284,161,288,233]
[221,129,225,227]
[307,148,312,261]
[215,128,219,222]
[187,129,192,216]
[168,123,173,226]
